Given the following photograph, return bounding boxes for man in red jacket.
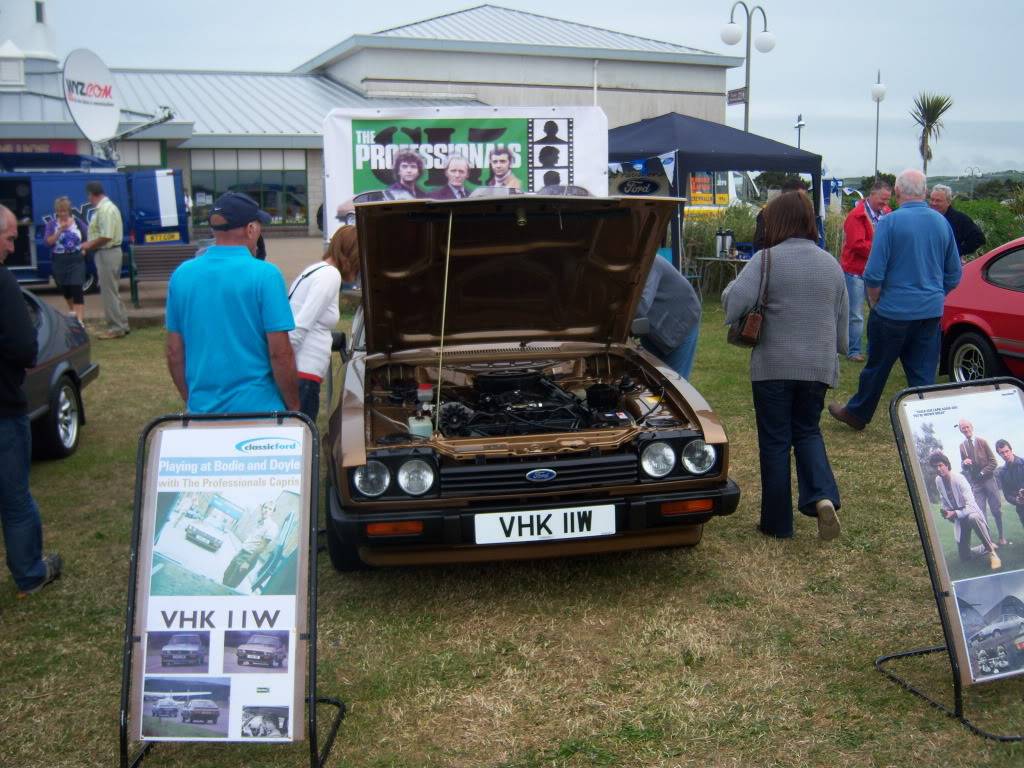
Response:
[840,180,892,362]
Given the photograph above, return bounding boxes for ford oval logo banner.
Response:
[616,178,660,195]
[526,468,557,482]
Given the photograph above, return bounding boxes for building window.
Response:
[35,1,45,23]
[117,141,163,172]
[189,149,307,226]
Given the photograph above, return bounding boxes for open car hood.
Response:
[356,195,679,354]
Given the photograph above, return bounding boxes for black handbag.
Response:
[727,249,771,348]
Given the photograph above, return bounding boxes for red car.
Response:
[941,236,1024,382]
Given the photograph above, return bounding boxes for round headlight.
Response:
[681,440,717,474]
[397,458,435,496]
[640,441,675,478]
[353,460,390,497]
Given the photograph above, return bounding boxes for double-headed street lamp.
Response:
[720,2,775,132]
[963,166,983,197]
[871,70,886,175]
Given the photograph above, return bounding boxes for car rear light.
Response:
[661,499,714,516]
[366,521,424,537]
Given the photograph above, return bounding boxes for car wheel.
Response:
[326,515,368,572]
[33,375,82,459]
[83,258,99,294]
[949,332,1004,383]
[213,717,218,724]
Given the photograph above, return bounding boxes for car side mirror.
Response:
[631,317,650,336]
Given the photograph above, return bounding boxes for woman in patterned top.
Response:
[43,196,86,323]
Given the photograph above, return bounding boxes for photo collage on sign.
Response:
[528,117,573,191]
[902,386,1024,682]
[139,426,305,741]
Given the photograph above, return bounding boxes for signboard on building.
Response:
[62,48,120,144]
[322,106,609,239]
[128,419,313,742]
[727,87,747,106]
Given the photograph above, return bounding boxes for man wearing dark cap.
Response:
[165,193,299,413]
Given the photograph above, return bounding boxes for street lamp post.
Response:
[721,2,775,132]
[794,114,806,148]
[963,166,983,197]
[870,70,886,176]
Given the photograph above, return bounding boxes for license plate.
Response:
[248,654,261,660]
[475,504,615,544]
[144,232,180,243]
[172,654,185,659]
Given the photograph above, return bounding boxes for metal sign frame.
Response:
[119,412,344,767]
[880,377,1024,741]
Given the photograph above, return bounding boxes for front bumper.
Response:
[329,479,740,566]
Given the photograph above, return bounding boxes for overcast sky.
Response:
[47,0,1023,179]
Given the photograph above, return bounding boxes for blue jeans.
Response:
[298,378,321,423]
[0,416,47,591]
[642,326,700,380]
[752,380,840,538]
[844,272,865,357]
[846,313,940,425]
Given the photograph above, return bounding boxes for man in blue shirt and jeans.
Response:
[166,192,299,413]
[829,169,961,430]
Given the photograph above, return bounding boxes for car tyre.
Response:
[949,332,1004,383]
[33,374,82,459]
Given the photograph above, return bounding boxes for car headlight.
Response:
[397,458,435,495]
[640,441,675,478]
[681,440,717,474]
[353,460,390,496]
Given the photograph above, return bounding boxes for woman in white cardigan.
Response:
[288,225,359,421]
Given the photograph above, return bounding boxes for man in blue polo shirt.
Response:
[829,169,960,430]
[165,192,299,413]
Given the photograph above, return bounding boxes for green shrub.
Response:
[956,199,1024,250]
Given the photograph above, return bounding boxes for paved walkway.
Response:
[36,237,324,329]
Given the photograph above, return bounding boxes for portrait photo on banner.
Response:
[897,382,1024,684]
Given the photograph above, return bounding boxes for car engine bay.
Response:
[364,353,691,445]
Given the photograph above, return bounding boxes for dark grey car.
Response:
[21,288,99,458]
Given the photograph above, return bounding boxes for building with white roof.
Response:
[1,1,739,235]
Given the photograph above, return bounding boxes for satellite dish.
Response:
[62,48,120,144]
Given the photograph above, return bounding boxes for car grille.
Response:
[440,453,637,497]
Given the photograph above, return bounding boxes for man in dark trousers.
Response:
[828,170,961,430]
[635,256,702,379]
[929,184,985,260]
[0,204,62,598]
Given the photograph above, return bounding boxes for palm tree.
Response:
[910,92,954,173]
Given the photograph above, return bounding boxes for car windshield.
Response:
[169,634,199,644]
[191,700,215,707]
[247,635,277,645]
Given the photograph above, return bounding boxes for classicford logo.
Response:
[525,468,557,482]
[616,178,660,195]
[235,437,300,453]
[65,80,114,100]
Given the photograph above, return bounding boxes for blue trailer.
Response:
[0,153,188,291]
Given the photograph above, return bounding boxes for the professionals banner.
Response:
[323,106,609,239]
[130,420,312,742]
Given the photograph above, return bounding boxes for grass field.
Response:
[2,301,1023,768]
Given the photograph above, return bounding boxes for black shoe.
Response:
[16,553,62,598]
[828,403,866,431]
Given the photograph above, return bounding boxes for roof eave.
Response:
[295,34,744,73]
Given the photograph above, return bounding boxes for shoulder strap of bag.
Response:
[288,263,329,300]
[754,248,771,308]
